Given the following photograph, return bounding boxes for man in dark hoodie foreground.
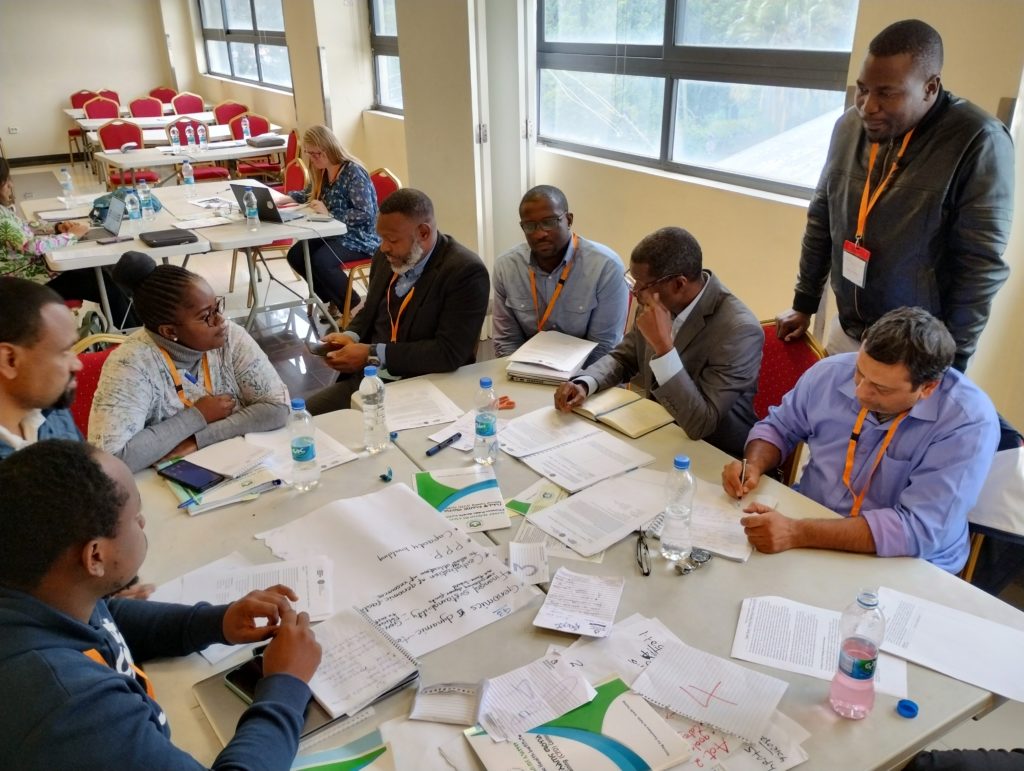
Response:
[0,440,321,770]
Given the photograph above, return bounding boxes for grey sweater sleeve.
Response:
[114,408,208,473]
[194,402,290,448]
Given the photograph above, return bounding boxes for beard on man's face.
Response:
[50,380,77,410]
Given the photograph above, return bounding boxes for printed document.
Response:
[413,466,510,532]
[426,410,508,452]
[499,407,601,457]
[246,426,357,483]
[186,436,270,478]
[513,515,604,563]
[383,379,462,431]
[506,330,596,377]
[533,568,624,637]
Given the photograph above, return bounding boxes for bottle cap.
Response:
[389,431,398,441]
[896,699,919,718]
[673,454,690,470]
[364,365,378,377]
[480,377,492,388]
[290,398,305,410]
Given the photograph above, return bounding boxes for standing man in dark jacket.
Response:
[776,19,1014,372]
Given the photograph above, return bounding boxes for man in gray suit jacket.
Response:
[554,227,762,458]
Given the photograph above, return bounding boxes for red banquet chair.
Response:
[83,96,119,120]
[172,91,204,115]
[164,117,230,180]
[150,86,177,104]
[213,100,248,125]
[129,96,164,118]
[67,90,98,167]
[96,120,160,189]
[70,334,124,437]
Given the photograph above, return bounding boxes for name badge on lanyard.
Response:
[842,240,870,289]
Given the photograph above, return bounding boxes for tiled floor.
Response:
[14,163,1024,760]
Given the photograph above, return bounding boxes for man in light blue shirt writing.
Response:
[723,307,999,573]
[492,186,627,366]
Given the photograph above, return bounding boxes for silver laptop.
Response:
[80,196,126,241]
[230,184,303,223]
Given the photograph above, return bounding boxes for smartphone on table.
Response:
[156,459,226,493]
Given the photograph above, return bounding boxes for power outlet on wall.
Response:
[7,127,17,134]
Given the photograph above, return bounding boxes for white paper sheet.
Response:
[632,640,788,744]
[36,206,93,221]
[410,682,480,726]
[414,466,510,532]
[256,485,536,657]
[181,556,334,621]
[731,595,908,698]
[245,426,358,482]
[560,613,679,685]
[508,542,549,585]
[507,330,596,372]
[380,378,463,432]
[427,411,509,452]
[878,586,1024,702]
[521,430,656,493]
[186,436,270,478]
[533,568,624,637]
[664,709,809,771]
[527,467,665,556]
[512,516,604,564]
[498,407,601,458]
[378,717,468,771]
[170,216,230,229]
[477,654,597,741]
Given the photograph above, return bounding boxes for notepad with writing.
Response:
[573,388,674,439]
[309,608,419,719]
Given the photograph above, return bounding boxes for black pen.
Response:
[426,432,461,456]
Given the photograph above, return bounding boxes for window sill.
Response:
[200,72,293,96]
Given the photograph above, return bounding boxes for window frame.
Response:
[369,0,403,114]
[198,0,293,92]
[536,0,854,198]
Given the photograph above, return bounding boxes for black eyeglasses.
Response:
[635,529,651,577]
[519,213,565,234]
[623,271,686,297]
[195,296,226,327]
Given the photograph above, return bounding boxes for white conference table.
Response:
[85,122,283,148]
[95,142,290,187]
[28,181,344,333]
[64,103,210,120]
[74,111,217,131]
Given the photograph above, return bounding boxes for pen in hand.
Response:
[426,432,462,457]
[739,458,748,499]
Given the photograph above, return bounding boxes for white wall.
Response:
[1,0,173,158]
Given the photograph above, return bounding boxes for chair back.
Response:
[281,158,310,191]
[70,90,99,109]
[98,89,120,104]
[97,120,143,151]
[129,96,163,118]
[213,100,248,125]
[150,86,177,104]
[229,112,271,139]
[172,91,204,115]
[83,96,120,119]
[166,116,205,144]
[753,321,826,420]
[71,337,122,436]
[369,167,402,205]
[285,129,299,164]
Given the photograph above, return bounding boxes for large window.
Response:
[370,0,404,112]
[199,0,293,91]
[537,0,858,194]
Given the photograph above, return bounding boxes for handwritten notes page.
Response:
[690,481,779,562]
[180,555,335,621]
[521,431,657,493]
[528,468,666,556]
[663,708,810,771]
[409,682,480,726]
[533,568,624,637]
[878,586,1024,702]
[560,613,679,685]
[308,608,418,719]
[383,379,462,432]
[508,541,550,585]
[731,596,908,697]
[513,516,604,564]
[413,466,510,532]
[499,407,601,458]
[632,640,788,744]
[256,485,536,657]
[477,654,596,741]
[245,426,358,482]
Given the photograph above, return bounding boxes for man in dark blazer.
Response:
[554,227,762,458]
[306,189,490,415]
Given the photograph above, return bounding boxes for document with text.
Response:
[521,430,656,493]
[533,568,624,637]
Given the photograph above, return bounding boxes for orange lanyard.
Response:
[83,648,156,698]
[842,406,909,517]
[855,129,914,243]
[529,233,579,332]
[387,272,416,343]
[157,346,212,409]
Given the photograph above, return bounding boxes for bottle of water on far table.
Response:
[661,455,694,561]
[360,365,388,454]
[182,160,196,199]
[59,167,74,208]
[197,123,208,151]
[241,115,251,140]
[243,186,259,230]
[137,179,155,221]
[829,589,886,719]
[289,398,320,492]
[123,189,142,235]
[169,126,181,154]
[185,124,196,150]
[473,376,499,465]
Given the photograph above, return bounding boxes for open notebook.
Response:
[573,387,674,439]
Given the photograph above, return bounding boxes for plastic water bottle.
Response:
[59,167,74,208]
[181,160,196,199]
[241,115,251,140]
[829,589,886,719]
[197,123,208,151]
[124,190,142,235]
[473,376,499,465]
[360,365,388,454]
[289,398,320,492]
[185,125,196,150]
[169,126,181,155]
[137,179,155,221]
[243,186,259,230]
[660,455,694,561]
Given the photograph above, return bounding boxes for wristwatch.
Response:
[367,352,381,368]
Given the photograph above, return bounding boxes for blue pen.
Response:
[426,432,461,457]
[182,371,199,385]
